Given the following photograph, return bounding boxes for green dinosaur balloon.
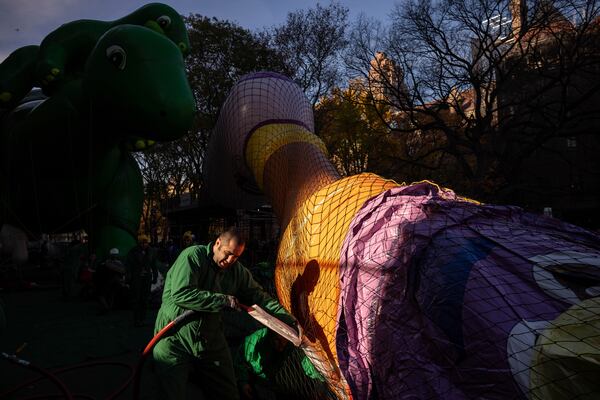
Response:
[0,46,39,109]
[0,2,190,106]
[0,24,195,260]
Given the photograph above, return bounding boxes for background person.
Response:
[95,247,127,314]
[127,234,158,326]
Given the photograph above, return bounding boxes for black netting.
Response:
[205,71,600,400]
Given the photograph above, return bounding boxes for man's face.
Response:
[213,238,244,269]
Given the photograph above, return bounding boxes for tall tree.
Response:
[316,86,401,177]
[345,0,600,206]
[134,15,290,221]
[266,2,350,107]
[185,15,291,134]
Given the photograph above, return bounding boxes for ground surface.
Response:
[0,263,213,400]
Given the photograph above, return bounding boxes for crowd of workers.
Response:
[59,232,197,324]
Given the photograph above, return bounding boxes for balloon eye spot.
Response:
[106,45,126,70]
[157,15,171,29]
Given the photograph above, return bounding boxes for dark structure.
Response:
[496,0,600,228]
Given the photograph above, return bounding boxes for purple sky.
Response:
[0,0,399,62]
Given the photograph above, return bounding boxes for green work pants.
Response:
[153,333,239,400]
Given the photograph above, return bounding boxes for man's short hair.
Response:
[219,227,246,246]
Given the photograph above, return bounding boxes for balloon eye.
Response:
[178,42,187,53]
[106,45,126,70]
[157,15,171,29]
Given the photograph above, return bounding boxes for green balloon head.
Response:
[120,2,191,56]
[83,24,196,145]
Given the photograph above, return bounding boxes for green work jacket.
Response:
[154,243,296,358]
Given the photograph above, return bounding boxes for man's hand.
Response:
[224,295,242,311]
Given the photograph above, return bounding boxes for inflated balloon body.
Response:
[0,46,40,109]
[0,24,195,260]
[205,72,600,399]
[0,2,189,109]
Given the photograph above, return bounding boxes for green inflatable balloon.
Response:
[0,46,39,109]
[0,24,196,260]
[0,2,190,106]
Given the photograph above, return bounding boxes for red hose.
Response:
[3,305,254,400]
[1,352,74,400]
[0,358,133,400]
[2,310,195,400]
[19,394,95,400]
[132,309,196,400]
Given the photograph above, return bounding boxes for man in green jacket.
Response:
[153,228,298,400]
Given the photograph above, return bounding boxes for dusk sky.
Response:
[0,0,400,62]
